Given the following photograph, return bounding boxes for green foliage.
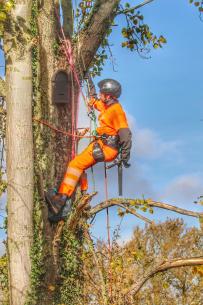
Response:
[74,1,167,77]
[57,227,84,305]
[75,0,95,30]
[0,169,7,197]
[25,2,46,304]
[89,48,108,77]
[194,195,203,205]
[0,255,9,304]
[0,97,6,140]
[0,0,14,37]
[25,193,45,305]
[120,6,167,55]
[189,0,203,15]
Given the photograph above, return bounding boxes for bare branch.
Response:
[125,256,203,297]
[85,231,108,305]
[118,0,155,15]
[89,198,203,218]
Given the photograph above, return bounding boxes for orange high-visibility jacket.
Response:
[89,97,129,135]
[89,97,132,164]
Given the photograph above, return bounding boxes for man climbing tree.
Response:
[0,1,203,305]
[45,78,132,222]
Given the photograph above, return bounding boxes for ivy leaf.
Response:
[4,1,14,12]
[0,12,7,22]
[153,43,159,49]
[194,2,200,6]
[163,282,169,289]
[149,208,154,214]
[125,2,130,8]
[117,208,125,217]
[159,35,167,43]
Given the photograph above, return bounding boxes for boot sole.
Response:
[44,191,61,215]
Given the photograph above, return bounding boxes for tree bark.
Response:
[0,78,6,97]
[33,1,79,303]
[4,1,34,305]
[75,0,120,76]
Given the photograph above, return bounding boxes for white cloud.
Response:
[126,113,180,160]
[161,174,203,205]
[135,128,179,159]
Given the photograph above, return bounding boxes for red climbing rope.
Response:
[54,5,91,158]
[104,163,113,299]
[33,118,93,139]
[55,7,114,297]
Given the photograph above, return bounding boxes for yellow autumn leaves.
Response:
[0,0,14,36]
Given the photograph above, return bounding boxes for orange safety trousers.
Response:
[58,139,118,197]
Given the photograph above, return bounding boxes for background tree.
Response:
[83,219,203,305]
[0,1,202,305]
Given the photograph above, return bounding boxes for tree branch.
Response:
[61,0,73,38]
[118,0,155,15]
[89,198,203,218]
[125,256,203,297]
[74,0,120,76]
[117,203,154,224]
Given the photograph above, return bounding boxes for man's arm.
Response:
[118,128,132,167]
[113,104,132,167]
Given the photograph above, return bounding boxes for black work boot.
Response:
[48,197,72,223]
[45,189,68,215]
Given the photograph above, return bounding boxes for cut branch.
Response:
[125,256,203,297]
[74,0,120,75]
[67,192,97,230]
[90,198,203,218]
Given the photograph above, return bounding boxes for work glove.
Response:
[88,96,97,108]
[118,128,132,168]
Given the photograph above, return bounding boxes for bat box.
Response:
[52,71,70,104]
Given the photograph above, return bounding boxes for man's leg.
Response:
[45,142,96,215]
[80,172,88,195]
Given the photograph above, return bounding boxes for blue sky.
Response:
[0,0,203,251]
[79,0,203,241]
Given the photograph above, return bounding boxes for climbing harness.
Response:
[101,134,119,150]
[92,142,105,162]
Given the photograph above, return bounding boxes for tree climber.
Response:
[45,79,132,222]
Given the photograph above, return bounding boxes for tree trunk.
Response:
[31,1,79,304]
[4,1,34,305]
